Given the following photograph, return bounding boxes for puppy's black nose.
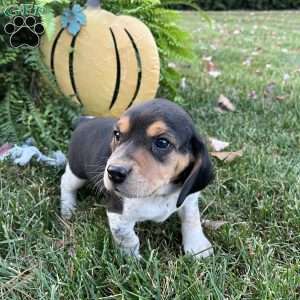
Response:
[107,165,131,184]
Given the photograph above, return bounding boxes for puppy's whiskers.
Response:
[88,170,105,196]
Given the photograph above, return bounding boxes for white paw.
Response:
[119,242,141,258]
[184,237,213,259]
[61,205,75,220]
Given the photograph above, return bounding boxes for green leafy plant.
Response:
[0,0,198,149]
[36,0,71,38]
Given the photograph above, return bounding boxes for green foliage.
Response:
[0,0,77,149]
[37,0,71,38]
[196,0,300,10]
[40,9,56,39]
[0,0,196,148]
[0,47,80,149]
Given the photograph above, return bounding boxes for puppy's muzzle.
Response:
[107,165,131,184]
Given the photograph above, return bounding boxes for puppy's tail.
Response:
[71,116,95,130]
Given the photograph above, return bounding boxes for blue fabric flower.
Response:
[61,4,86,36]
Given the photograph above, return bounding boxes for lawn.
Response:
[1,10,300,299]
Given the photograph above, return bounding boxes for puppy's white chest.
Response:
[123,192,180,223]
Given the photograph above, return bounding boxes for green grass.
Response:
[1,10,300,299]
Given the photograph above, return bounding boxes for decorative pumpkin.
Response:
[40,2,160,117]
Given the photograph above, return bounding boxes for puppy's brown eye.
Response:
[114,130,120,141]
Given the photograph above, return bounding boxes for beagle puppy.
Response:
[60,99,214,258]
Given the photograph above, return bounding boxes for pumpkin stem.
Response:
[86,0,100,8]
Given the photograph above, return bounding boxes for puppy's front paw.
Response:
[184,236,213,259]
[119,242,141,259]
[60,205,75,220]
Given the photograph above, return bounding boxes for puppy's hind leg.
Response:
[60,164,86,220]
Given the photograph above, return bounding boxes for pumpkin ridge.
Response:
[109,27,121,110]
[69,33,83,104]
[124,28,142,109]
[50,28,64,76]
[40,9,160,116]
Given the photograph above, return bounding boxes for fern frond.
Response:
[0,83,28,143]
[40,8,57,40]
[24,49,59,93]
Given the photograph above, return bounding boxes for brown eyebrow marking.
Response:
[146,121,168,137]
[117,116,130,133]
[133,148,191,183]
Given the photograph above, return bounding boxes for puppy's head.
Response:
[104,99,214,206]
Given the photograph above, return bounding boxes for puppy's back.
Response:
[68,117,116,180]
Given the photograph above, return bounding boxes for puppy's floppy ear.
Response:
[177,133,214,207]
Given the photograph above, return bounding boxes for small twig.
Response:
[1,265,36,291]
[200,200,214,217]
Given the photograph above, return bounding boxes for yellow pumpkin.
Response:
[40,7,160,116]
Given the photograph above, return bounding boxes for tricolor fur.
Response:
[61,99,214,258]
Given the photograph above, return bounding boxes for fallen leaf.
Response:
[203,57,222,78]
[283,73,290,82]
[243,57,252,66]
[233,29,241,35]
[215,107,225,113]
[248,90,257,100]
[54,239,65,249]
[202,219,228,230]
[208,137,229,152]
[208,70,221,78]
[210,150,243,162]
[208,69,221,78]
[207,61,220,76]
[276,95,287,101]
[217,94,236,112]
[202,56,212,62]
